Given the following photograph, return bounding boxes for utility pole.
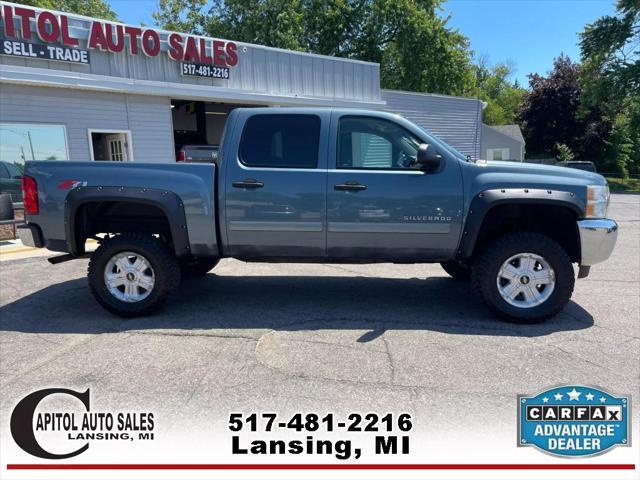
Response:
[27,130,35,160]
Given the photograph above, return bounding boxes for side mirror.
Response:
[416,143,442,172]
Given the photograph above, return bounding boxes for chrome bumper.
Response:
[577,219,618,266]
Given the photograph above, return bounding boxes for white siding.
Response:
[0,84,174,162]
[480,124,525,161]
[382,90,482,160]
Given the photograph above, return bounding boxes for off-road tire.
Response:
[440,260,471,280]
[88,233,180,318]
[180,257,219,277]
[471,232,574,324]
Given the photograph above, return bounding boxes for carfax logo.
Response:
[518,385,630,457]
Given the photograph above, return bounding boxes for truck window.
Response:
[338,116,421,170]
[239,114,320,168]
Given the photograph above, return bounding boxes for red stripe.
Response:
[6,464,636,470]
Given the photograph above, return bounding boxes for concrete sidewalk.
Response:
[0,238,97,261]
[0,239,46,260]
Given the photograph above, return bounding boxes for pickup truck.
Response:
[18,108,618,323]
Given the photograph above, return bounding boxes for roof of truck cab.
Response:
[232,107,407,118]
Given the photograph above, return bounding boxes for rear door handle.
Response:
[334,182,367,191]
[232,179,264,189]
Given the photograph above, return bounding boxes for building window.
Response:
[338,116,422,169]
[89,130,133,161]
[487,148,509,161]
[239,114,320,168]
[0,124,69,167]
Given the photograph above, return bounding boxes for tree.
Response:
[153,0,208,34]
[470,58,526,125]
[555,143,575,163]
[516,54,608,160]
[16,0,118,20]
[153,0,476,95]
[580,0,639,111]
[580,0,639,175]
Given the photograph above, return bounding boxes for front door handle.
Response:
[334,181,367,191]
[232,179,264,189]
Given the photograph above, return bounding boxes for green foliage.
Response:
[604,113,632,177]
[17,0,118,20]
[606,176,640,192]
[579,0,639,175]
[554,143,575,163]
[602,95,640,177]
[153,0,476,96]
[517,55,609,162]
[627,95,640,174]
[579,0,639,111]
[470,59,526,125]
[153,0,208,34]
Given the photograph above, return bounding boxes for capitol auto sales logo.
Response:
[518,385,630,457]
[10,388,155,459]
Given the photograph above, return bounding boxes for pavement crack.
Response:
[128,331,259,341]
[537,340,633,380]
[275,336,387,354]
[1,333,131,389]
[381,328,396,384]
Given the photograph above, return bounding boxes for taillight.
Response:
[22,175,39,215]
[177,149,186,162]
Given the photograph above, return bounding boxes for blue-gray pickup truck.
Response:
[18,108,618,322]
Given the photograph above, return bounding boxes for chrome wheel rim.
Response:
[104,251,155,303]
[496,253,555,308]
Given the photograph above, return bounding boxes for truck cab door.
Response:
[221,110,329,258]
[326,113,464,261]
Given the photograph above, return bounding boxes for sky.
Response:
[108,0,618,87]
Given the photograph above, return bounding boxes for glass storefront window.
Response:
[0,124,69,169]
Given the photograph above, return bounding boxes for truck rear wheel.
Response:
[88,233,180,318]
[471,232,574,323]
[180,257,219,277]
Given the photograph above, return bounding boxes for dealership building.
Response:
[0,1,483,166]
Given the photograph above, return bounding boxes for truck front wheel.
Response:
[88,233,181,318]
[471,232,574,323]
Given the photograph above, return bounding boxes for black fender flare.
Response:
[64,186,190,257]
[457,188,585,259]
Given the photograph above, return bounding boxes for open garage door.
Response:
[171,100,259,163]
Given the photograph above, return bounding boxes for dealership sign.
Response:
[2,38,89,63]
[0,3,238,70]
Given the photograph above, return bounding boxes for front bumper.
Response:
[17,223,44,248]
[577,219,618,266]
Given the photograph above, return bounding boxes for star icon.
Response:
[567,388,582,401]
[585,392,595,401]
[554,392,563,401]
[542,397,549,403]
[600,397,607,403]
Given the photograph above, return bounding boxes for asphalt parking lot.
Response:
[1,193,638,459]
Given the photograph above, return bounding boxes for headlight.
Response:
[586,185,610,218]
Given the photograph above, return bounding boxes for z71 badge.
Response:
[518,385,630,457]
